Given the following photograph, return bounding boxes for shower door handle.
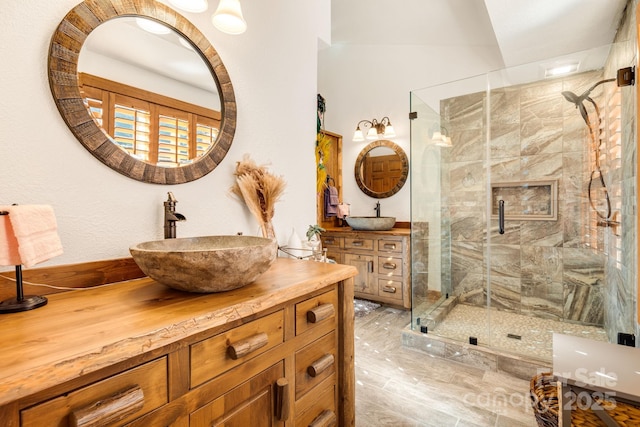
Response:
[498,200,505,235]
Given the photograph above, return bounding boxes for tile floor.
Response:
[355,305,539,426]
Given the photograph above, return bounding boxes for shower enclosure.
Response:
[408,41,637,364]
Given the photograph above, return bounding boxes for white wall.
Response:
[0,0,329,269]
[318,43,504,221]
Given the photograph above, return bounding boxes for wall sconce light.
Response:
[431,127,452,147]
[352,117,395,141]
[212,0,247,35]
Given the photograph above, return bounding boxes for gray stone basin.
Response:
[130,235,278,293]
[345,216,396,231]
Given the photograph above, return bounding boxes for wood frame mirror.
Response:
[48,0,236,184]
[354,140,409,198]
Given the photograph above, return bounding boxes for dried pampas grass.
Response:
[231,154,286,239]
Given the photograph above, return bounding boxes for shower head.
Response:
[562,78,616,128]
[561,90,581,105]
[562,90,590,124]
[562,78,616,106]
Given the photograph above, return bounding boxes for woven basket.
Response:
[529,372,640,427]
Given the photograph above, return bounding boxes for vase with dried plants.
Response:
[230,154,286,239]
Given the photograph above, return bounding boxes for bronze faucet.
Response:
[164,192,186,239]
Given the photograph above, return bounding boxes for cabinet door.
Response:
[190,362,286,427]
[344,253,375,295]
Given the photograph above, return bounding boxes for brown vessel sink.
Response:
[130,235,278,293]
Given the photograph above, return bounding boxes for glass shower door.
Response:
[410,74,493,347]
[409,91,450,327]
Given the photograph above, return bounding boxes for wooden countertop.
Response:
[0,258,357,406]
[323,227,410,236]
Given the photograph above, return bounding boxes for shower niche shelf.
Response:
[491,180,558,221]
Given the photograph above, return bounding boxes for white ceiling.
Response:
[332,0,629,70]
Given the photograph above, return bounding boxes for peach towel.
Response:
[337,203,350,219]
[0,205,63,268]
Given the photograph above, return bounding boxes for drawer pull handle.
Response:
[383,262,397,270]
[383,243,396,250]
[275,378,290,421]
[70,385,144,427]
[382,285,397,294]
[307,303,335,324]
[309,409,337,427]
[227,332,269,360]
[368,260,373,273]
[307,353,335,378]
[352,240,364,246]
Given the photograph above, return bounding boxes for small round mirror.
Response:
[354,140,409,198]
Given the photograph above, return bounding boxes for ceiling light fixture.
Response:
[212,0,247,35]
[545,63,579,78]
[352,117,395,141]
[168,0,209,13]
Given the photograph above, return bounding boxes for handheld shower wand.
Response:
[561,78,617,224]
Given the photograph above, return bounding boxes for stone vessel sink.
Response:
[345,216,396,231]
[130,235,278,293]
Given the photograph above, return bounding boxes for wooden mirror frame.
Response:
[48,0,236,184]
[354,140,409,198]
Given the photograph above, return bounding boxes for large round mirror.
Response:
[354,140,409,198]
[48,0,236,184]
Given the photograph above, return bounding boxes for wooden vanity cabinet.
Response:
[0,258,356,427]
[322,228,411,309]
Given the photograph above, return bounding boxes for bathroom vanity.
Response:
[322,228,411,309]
[0,258,357,426]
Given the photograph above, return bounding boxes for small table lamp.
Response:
[0,205,64,314]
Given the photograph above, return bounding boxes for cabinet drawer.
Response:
[295,380,336,427]
[345,237,374,250]
[378,256,402,278]
[378,238,403,253]
[378,279,403,301]
[191,310,284,387]
[21,358,168,427]
[322,235,343,248]
[295,289,338,337]
[295,331,337,400]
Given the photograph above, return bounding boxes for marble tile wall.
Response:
[440,67,626,329]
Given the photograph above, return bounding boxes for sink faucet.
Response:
[374,201,381,218]
[164,192,186,239]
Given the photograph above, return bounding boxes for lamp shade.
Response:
[168,0,209,13]
[212,0,247,35]
[366,127,378,140]
[353,129,365,142]
[384,124,396,138]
